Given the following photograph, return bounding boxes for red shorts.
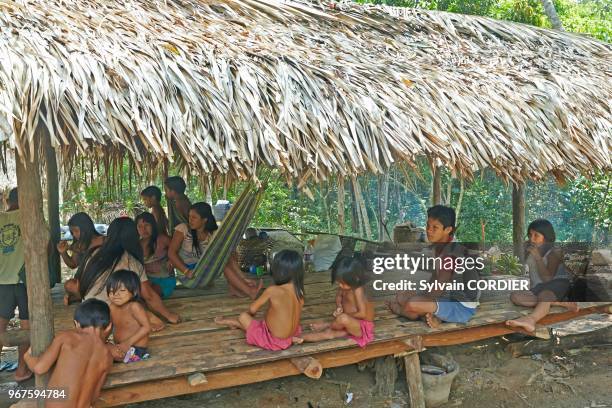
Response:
[347,319,375,348]
[246,319,302,351]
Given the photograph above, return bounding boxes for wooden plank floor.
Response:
[47,271,611,395]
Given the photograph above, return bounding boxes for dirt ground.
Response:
[1,332,610,408]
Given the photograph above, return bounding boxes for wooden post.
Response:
[378,173,389,241]
[45,132,61,287]
[374,356,397,396]
[16,147,54,390]
[512,183,525,262]
[432,166,441,205]
[404,353,425,408]
[337,177,345,235]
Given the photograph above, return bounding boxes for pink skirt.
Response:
[246,319,302,351]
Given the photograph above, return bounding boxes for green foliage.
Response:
[494,253,523,275]
[358,0,611,42]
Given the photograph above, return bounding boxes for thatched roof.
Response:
[0,0,610,184]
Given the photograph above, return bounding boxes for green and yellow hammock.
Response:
[178,183,264,288]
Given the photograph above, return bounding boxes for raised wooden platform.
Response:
[42,273,610,407]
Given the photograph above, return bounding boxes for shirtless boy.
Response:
[22,299,113,408]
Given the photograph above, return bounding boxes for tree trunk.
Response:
[512,183,526,262]
[45,132,61,287]
[455,178,465,224]
[431,166,442,206]
[337,177,345,235]
[378,174,390,241]
[541,0,564,30]
[16,146,54,390]
[352,176,372,239]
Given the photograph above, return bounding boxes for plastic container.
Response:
[420,354,459,407]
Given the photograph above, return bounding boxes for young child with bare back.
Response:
[22,299,113,408]
[297,257,375,348]
[215,249,304,351]
[106,270,151,362]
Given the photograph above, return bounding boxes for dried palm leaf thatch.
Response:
[0,0,610,185]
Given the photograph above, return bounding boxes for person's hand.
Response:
[527,245,540,258]
[333,307,343,317]
[116,343,131,355]
[56,241,69,254]
[183,268,194,279]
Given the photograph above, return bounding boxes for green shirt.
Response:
[0,210,24,284]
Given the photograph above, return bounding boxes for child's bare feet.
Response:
[386,300,403,315]
[425,313,441,329]
[214,316,242,329]
[552,301,579,312]
[506,316,536,333]
[14,367,33,382]
[292,337,304,345]
[309,322,330,331]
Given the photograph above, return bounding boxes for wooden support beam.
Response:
[374,356,397,397]
[512,183,525,262]
[96,340,412,407]
[290,356,322,379]
[16,145,54,390]
[404,353,425,408]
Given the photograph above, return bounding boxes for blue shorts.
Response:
[434,300,476,323]
[149,276,176,299]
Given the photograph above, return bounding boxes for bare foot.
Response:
[425,313,441,328]
[506,316,536,333]
[214,316,242,329]
[166,312,181,324]
[148,313,166,332]
[552,301,579,312]
[386,300,403,316]
[228,285,247,298]
[14,368,33,382]
[309,322,330,331]
[292,337,304,345]
[249,279,264,300]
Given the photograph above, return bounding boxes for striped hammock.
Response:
[178,183,264,288]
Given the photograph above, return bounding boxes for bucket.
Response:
[420,354,459,407]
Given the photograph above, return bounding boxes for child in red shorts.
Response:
[296,257,375,348]
[215,250,304,351]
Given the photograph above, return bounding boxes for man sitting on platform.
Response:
[386,205,480,328]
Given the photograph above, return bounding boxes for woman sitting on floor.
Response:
[168,202,262,299]
[77,217,180,330]
[506,219,578,333]
[57,212,106,305]
[136,212,175,299]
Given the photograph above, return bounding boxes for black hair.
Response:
[527,219,556,243]
[105,269,141,300]
[74,299,111,329]
[140,186,162,203]
[427,205,456,235]
[189,202,218,256]
[164,176,186,194]
[135,212,158,257]
[270,249,304,300]
[332,256,369,289]
[78,217,143,299]
[68,212,102,253]
[7,188,17,205]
